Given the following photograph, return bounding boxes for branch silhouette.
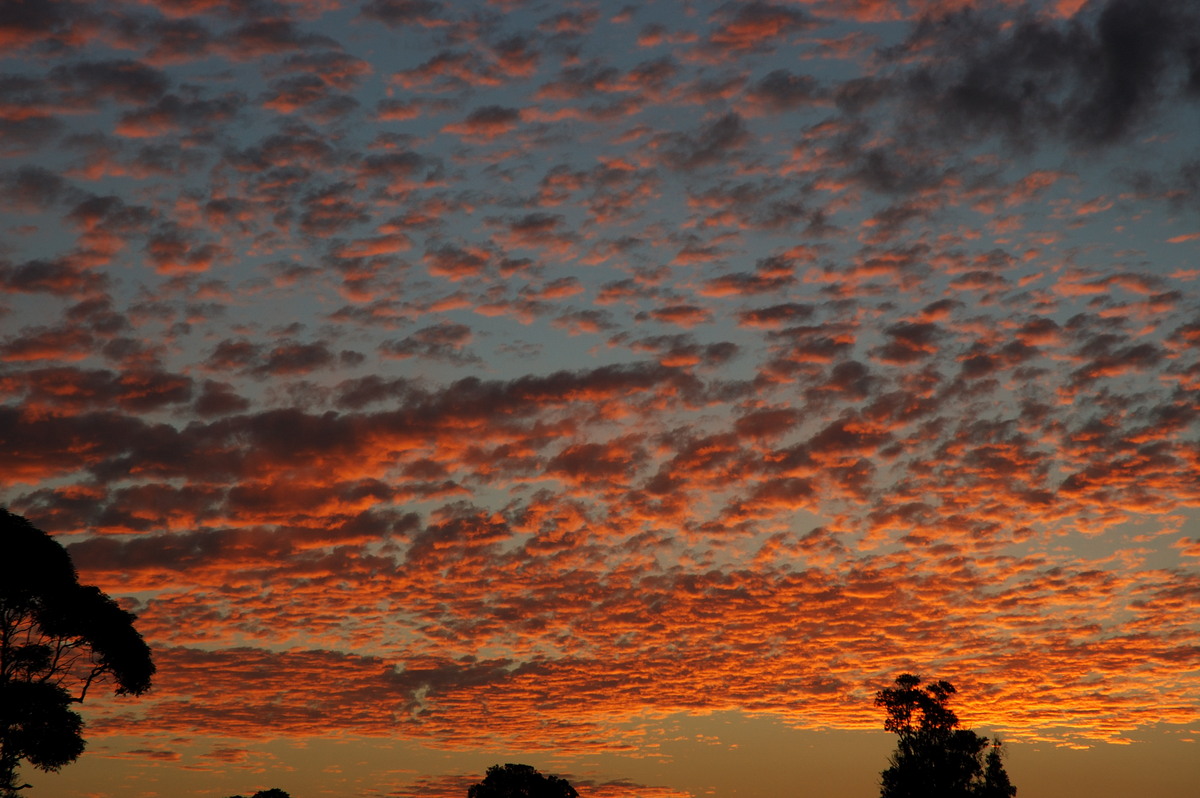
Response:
[875,673,1016,798]
[0,510,155,797]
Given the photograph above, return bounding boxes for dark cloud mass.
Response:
[891,0,1200,147]
[2,0,1198,796]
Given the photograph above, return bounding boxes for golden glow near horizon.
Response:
[3,0,1199,796]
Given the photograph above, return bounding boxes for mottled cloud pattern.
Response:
[1,0,1198,791]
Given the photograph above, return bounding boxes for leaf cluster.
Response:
[0,510,155,796]
[875,673,1016,798]
[468,763,579,798]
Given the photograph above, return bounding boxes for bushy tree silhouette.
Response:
[467,763,578,798]
[0,510,154,796]
[979,742,1017,798]
[226,790,292,798]
[875,674,1015,798]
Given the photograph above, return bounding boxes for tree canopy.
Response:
[875,673,1016,798]
[0,510,155,796]
[467,763,579,798]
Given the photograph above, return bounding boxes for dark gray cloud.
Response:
[359,0,445,29]
[660,111,750,170]
[49,59,169,104]
[890,0,1200,148]
[745,69,825,112]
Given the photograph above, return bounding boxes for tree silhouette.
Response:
[0,510,155,796]
[226,790,292,798]
[875,673,1015,798]
[467,763,578,798]
[979,741,1017,798]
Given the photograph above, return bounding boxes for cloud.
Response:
[194,379,251,417]
[538,9,599,38]
[872,321,943,364]
[380,322,479,364]
[115,91,244,138]
[359,0,445,29]
[639,304,714,328]
[1,0,1198,779]
[493,212,577,258]
[0,0,94,52]
[423,244,490,281]
[129,16,217,65]
[737,303,816,329]
[705,2,821,54]
[1,323,96,362]
[0,257,109,297]
[492,34,541,78]
[742,69,826,114]
[659,111,750,171]
[298,182,369,236]
[698,256,798,297]
[443,105,523,141]
[223,18,338,58]
[889,0,1200,148]
[14,366,193,412]
[253,341,339,377]
[0,114,64,156]
[49,59,170,104]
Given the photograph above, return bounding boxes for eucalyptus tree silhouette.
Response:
[979,743,1017,798]
[875,673,1016,798]
[467,763,578,798]
[0,510,155,796]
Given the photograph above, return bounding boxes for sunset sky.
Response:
[2,0,1199,796]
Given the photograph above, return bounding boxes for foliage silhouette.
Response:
[0,510,155,797]
[875,673,1016,798]
[979,743,1017,798]
[467,763,579,798]
[226,790,292,798]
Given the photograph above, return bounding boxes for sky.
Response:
[2,0,1199,796]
